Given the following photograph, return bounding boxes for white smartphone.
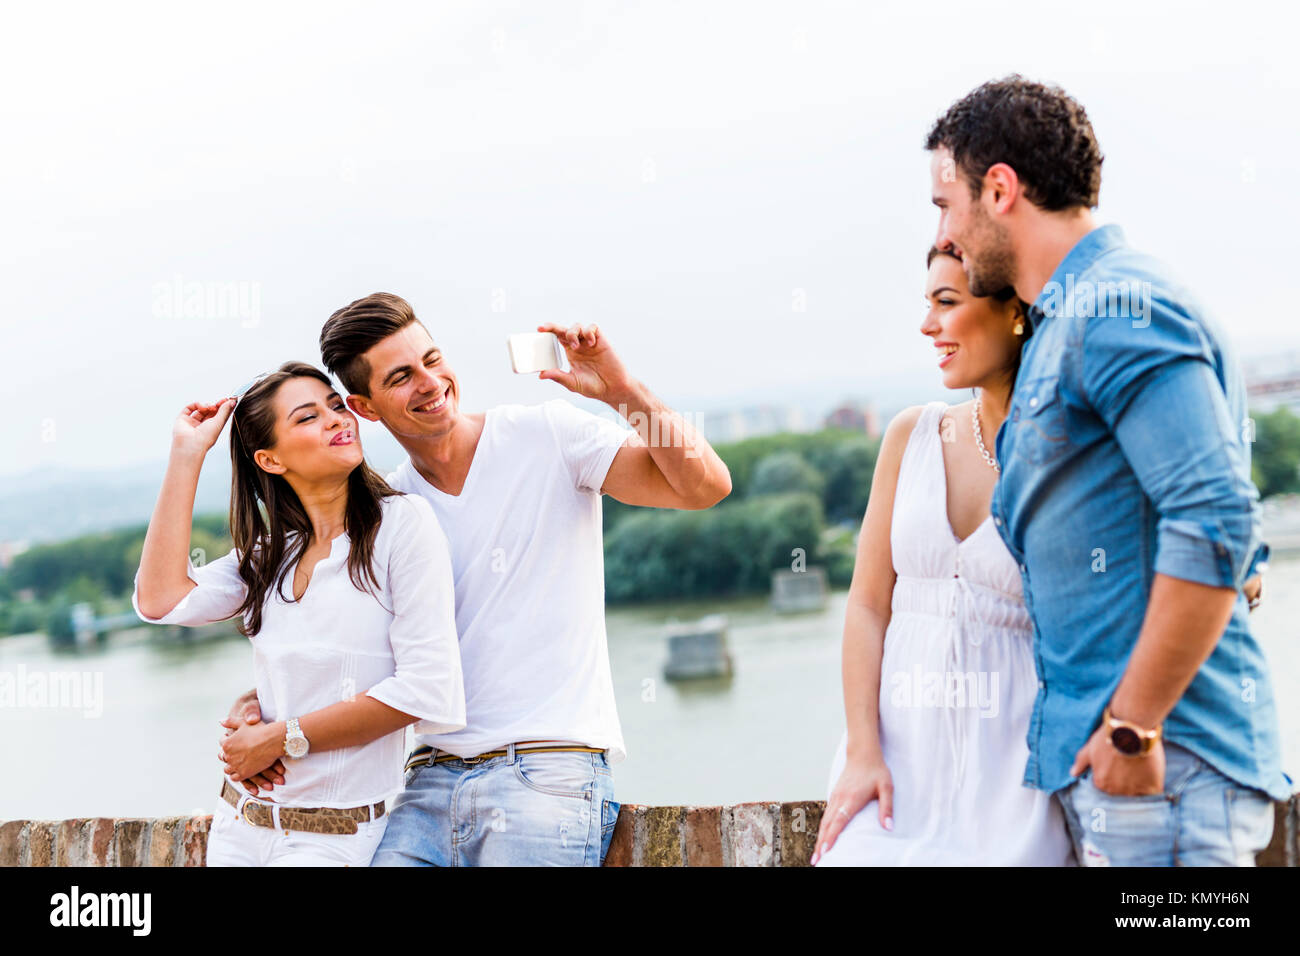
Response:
[508,332,565,374]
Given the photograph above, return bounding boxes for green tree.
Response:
[714,428,861,498]
[749,451,825,499]
[819,438,877,523]
[603,492,825,602]
[6,601,46,636]
[44,594,76,642]
[1251,407,1300,498]
[5,514,231,600]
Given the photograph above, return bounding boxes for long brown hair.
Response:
[926,245,1028,387]
[228,361,400,637]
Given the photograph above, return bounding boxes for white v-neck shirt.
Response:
[386,398,634,763]
[132,493,465,807]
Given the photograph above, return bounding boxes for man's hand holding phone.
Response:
[529,322,635,406]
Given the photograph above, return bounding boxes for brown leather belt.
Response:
[404,744,606,774]
[220,780,385,835]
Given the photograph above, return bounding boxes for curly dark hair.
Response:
[925,74,1103,211]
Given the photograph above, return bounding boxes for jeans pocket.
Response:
[1225,787,1275,866]
[1077,770,1168,804]
[599,798,621,865]
[513,752,595,798]
[1067,773,1175,866]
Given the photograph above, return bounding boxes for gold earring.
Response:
[1013,318,1025,336]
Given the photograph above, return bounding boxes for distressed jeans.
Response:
[1056,741,1276,866]
[370,744,620,867]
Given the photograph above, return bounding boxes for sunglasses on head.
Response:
[229,370,276,458]
[232,370,275,406]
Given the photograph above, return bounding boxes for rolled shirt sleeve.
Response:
[544,398,635,493]
[132,547,248,626]
[1083,300,1259,590]
[363,495,466,735]
[1246,541,1270,579]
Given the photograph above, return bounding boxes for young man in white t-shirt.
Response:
[224,292,731,866]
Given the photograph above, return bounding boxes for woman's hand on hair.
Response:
[171,398,235,460]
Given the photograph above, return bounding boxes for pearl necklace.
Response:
[972,395,999,473]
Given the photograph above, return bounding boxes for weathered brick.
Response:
[728,803,776,867]
[149,818,183,867]
[683,806,723,867]
[181,816,211,867]
[114,819,150,867]
[88,818,116,867]
[602,805,636,867]
[642,806,683,867]
[780,801,823,867]
[0,821,28,867]
[1290,798,1300,868]
[27,821,56,867]
[4,799,1297,869]
[56,818,90,866]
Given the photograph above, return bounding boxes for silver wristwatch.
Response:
[284,717,310,758]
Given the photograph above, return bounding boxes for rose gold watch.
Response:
[1102,706,1162,757]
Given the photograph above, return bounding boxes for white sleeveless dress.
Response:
[817,402,1074,866]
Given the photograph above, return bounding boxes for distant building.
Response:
[1244,352,1300,414]
[823,401,881,439]
[700,405,813,444]
[0,539,28,572]
[697,399,887,444]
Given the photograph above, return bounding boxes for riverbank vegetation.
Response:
[5,403,1300,634]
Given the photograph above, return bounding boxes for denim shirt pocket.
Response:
[1010,374,1069,466]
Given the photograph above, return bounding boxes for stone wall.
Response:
[2,798,1295,866]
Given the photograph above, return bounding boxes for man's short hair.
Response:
[925,74,1103,211]
[320,292,420,396]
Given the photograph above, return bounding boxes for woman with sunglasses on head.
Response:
[133,361,465,867]
[811,247,1074,867]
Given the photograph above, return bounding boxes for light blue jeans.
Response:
[1057,740,1276,866]
[370,744,620,867]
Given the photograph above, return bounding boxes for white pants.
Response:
[205,789,388,867]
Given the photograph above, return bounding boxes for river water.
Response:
[2,563,1296,820]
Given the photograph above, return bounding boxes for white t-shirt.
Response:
[132,493,465,807]
[385,398,633,763]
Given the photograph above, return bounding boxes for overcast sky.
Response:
[2,0,1296,481]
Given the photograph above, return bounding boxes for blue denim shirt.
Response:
[992,224,1291,801]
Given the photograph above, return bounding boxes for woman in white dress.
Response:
[812,247,1074,866]
[134,361,465,866]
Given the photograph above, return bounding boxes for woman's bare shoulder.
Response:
[880,404,928,453]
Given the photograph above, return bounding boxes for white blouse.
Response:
[132,492,465,808]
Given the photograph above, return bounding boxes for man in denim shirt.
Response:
[925,75,1290,866]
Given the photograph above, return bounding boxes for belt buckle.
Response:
[460,752,486,765]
